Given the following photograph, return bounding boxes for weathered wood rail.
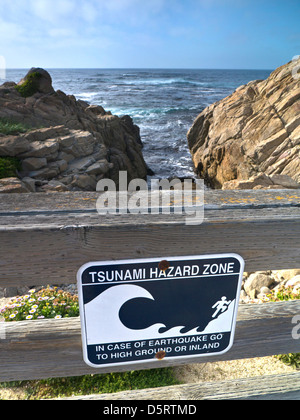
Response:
[64,371,300,400]
[0,189,299,399]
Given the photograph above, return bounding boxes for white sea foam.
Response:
[74,92,99,100]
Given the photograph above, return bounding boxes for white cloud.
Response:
[30,0,75,23]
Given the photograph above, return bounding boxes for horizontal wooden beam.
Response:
[60,371,300,400]
[0,190,299,288]
[0,300,299,382]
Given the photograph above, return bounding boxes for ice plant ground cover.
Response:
[0,286,79,321]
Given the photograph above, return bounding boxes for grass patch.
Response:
[0,157,21,179]
[0,118,30,135]
[0,368,179,400]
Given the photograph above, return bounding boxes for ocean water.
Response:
[5,68,272,179]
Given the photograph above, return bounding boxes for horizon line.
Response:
[5,67,274,72]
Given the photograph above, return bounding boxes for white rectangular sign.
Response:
[78,254,244,368]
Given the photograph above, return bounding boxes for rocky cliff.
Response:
[0,68,148,193]
[187,58,300,189]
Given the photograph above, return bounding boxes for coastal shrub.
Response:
[15,71,42,98]
[0,118,29,135]
[0,157,21,179]
[267,286,300,369]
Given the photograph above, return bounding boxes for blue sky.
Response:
[0,0,299,69]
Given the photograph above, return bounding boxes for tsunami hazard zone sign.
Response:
[78,253,244,368]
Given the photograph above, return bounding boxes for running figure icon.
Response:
[212,297,232,318]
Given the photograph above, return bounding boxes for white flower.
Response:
[26,315,33,320]
[9,314,16,319]
[29,309,36,314]
[55,315,62,319]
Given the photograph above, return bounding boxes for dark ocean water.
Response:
[5,68,272,179]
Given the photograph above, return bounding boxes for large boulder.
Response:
[0,69,148,192]
[187,58,300,189]
[244,272,274,297]
[17,68,55,96]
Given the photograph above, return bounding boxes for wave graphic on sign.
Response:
[84,284,235,345]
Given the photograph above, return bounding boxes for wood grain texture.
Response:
[0,300,299,382]
[0,189,299,399]
[0,190,299,288]
[0,189,299,212]
[60,371,300,400]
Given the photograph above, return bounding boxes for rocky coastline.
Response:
[1,60,299,193]
[0,68,148,193]
[185,58,300,302]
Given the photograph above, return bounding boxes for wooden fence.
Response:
[0,189,299,399]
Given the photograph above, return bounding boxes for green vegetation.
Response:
[0,118,37,180]
[276,353,300,369]
[268,285,300,302]
[0,287,179,399]
[268,285,300,369]
[0,118,29,135]
[0,157,21,179]
[0,368,178,400]
[0,287,79,321]
[15,71,42,98]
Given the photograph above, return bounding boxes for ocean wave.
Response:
[107,105,202,119]
[40,67,272,180]
[74,92,99,100]
[108,107,167,118]
[119,77,206,87]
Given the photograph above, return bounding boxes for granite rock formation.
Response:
[0,68,148,193]
[187,58,300,189]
